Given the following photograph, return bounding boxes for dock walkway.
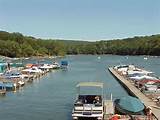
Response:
[108,67,160,120]
[104,100,114,115]
[104,100,114,120]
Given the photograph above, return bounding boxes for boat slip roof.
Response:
[76,82,103,88]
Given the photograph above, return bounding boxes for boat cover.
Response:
[115,96,144,113]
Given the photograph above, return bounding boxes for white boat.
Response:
[129,75,158,81]
[72,82,104,120]
[52,62,60,69]
[114,65,129,71]
[114,65,136,75]
[143,82,160,92]
[144,57,148,60]
[3,71,25,79]
[39,64,52,72]
[22,67,44,74]
[41,64,53,69]
[127,70,153,76]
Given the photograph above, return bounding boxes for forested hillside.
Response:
[0,31,160,57]
[0,31,66,57]
[68,35,160,55]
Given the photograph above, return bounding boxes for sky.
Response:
[0,0,160,41]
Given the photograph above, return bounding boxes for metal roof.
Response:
[76,82,103,88]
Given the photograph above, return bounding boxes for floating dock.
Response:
[108,67,160,120]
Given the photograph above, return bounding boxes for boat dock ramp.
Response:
[108,67,160,120]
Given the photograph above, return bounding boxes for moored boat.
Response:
[114,96,145,115]
[3,70,25,79]
[60,60,68,69]
[52,62,60,69]
[3,82,16,91]
[22,67,44,74]
[72,82,104,120]
[129,74,158,81]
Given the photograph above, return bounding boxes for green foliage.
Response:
[0,31,66,57]
[0,30,160,57]
[64,35,160,56]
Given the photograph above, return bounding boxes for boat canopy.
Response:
[11,63,24,67]
[0,63,7,73]
[76,82,103,88]
[61,61,68,65]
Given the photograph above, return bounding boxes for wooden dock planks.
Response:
[108,67,160,120]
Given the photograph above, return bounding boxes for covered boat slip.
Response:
[108,67,160,120]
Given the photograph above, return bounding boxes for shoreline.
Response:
[1,54,160,61]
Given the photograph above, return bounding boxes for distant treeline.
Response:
[0,31,160,57]
[67,35,160,56]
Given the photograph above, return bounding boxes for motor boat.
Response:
[22,67,44,74]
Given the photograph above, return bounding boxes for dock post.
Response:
[14,83,16,92]
[110,93,112,101]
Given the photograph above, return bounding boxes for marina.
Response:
[0,55,160,120]
[1,0,160,119]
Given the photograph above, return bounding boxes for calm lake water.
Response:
[0,55,160,120]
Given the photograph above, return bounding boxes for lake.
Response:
[0,55,160,120]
